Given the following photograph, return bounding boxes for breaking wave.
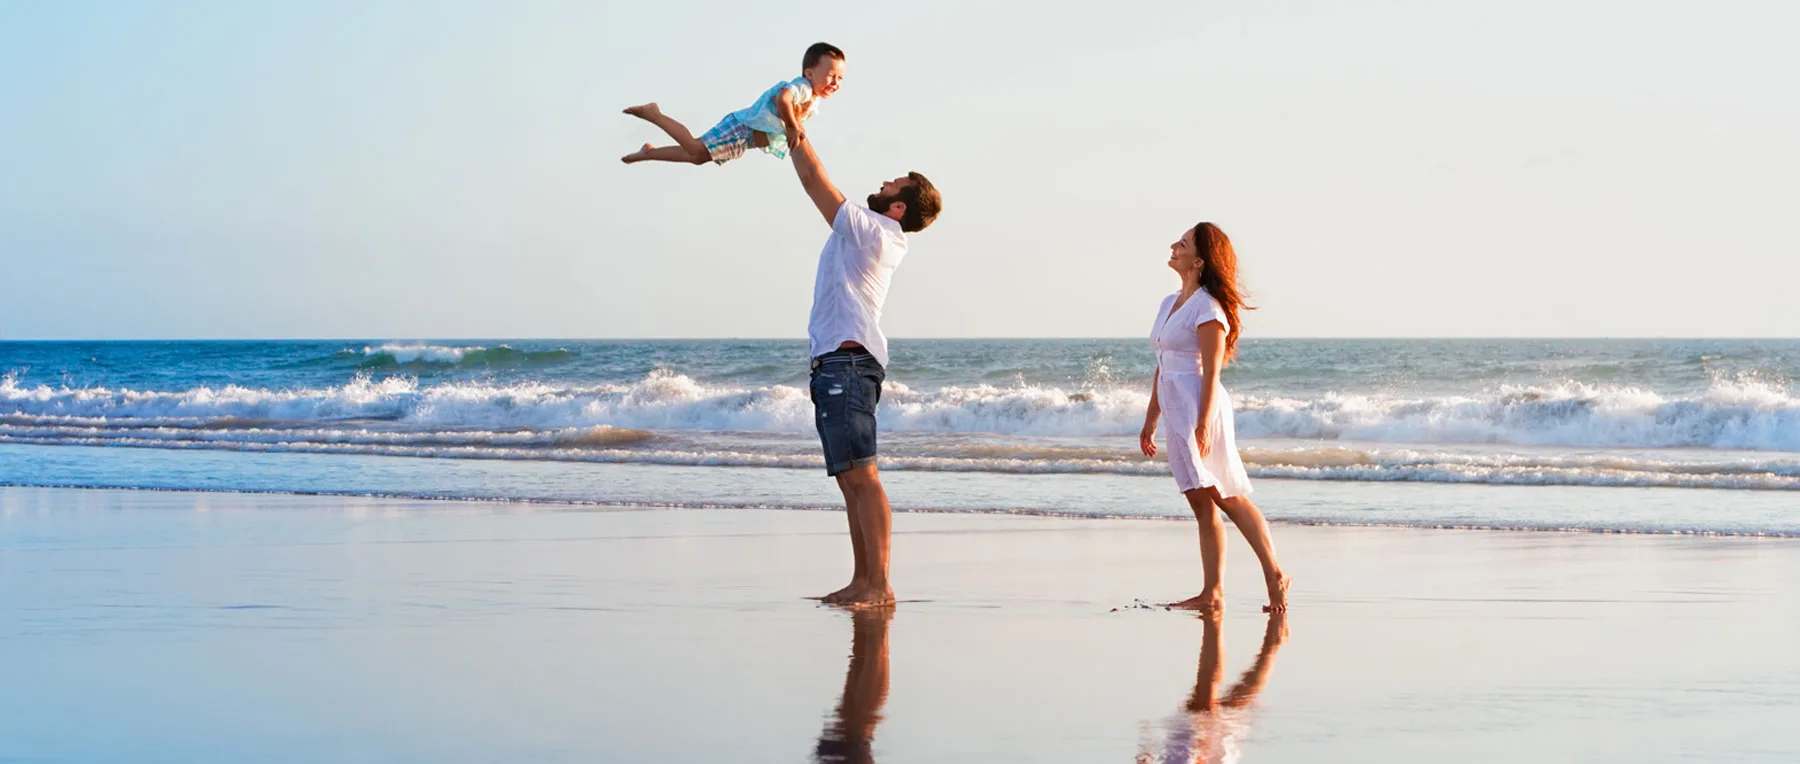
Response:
[351,343,576,369]
[4,372,1797,451]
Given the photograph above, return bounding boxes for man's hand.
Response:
[775,88,805,148]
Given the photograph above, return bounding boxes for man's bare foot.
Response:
[1262,572,1292,613]
[835,585,896,609]
[812,581,862,604]
[623,103,662,120]
[821,581,895,608]
[1164,587,1225,612]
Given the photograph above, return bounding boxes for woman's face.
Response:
[1169,228,1202,277]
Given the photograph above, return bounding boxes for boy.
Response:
[622,42,845,166]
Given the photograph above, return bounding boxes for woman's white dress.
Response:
[1151,290,1254,497]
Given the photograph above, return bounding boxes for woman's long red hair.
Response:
[1194,222,1253,362]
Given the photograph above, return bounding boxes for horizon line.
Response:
[4,336,1799,343]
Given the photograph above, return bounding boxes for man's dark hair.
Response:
[897,172,942,233]
[803,42,845,70]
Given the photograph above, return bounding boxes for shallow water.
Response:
[6,443,1800,536]
[5,339,1799,498]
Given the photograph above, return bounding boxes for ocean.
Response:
[4,338,1798,535]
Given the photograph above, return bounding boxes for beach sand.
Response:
[3,485,1796,762]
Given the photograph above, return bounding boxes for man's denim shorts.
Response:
[809,348,885,476]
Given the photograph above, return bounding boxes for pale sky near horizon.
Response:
[2,1,1796,340]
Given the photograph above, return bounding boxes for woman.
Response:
[1140,222,1290,613]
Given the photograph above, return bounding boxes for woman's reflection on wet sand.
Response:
[1138,611,1289,764]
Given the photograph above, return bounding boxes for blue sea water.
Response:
[3,338,1799,533]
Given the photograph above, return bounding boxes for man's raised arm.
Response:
[790,137,847,227]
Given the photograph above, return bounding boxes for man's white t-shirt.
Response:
[808,201,908,367]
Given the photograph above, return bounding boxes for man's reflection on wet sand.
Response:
[814,608,892,764]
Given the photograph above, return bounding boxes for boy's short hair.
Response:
[898,172,942,233]
[803,42,845,70]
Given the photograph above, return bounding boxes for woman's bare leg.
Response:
[1216,494,1291,612]
[1166,489,1226,612]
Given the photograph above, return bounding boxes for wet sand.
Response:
[2,486,1796,762]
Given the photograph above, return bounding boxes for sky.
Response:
[2,0,1796,340]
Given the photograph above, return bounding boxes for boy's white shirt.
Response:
[732,77,817,134]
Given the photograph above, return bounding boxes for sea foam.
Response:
[5,372,1798,452]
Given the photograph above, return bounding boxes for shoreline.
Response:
[5,434,1798,492]
[7,477,1800,539]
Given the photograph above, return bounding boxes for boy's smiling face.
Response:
[805,56,846,99]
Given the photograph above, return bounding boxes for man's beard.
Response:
[867,192,899,214]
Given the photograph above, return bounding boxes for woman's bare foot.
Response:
[1262,572,1292,613]
[1164,587,1225,612]
[620,143,657,164]
[623,103,662,121]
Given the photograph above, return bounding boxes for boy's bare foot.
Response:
[621,143,656,164]
[1164,587,1225,613]
[1263,573,1292,613]
[623,103,662,120]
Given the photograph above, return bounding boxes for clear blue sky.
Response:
[3,1,1796,339]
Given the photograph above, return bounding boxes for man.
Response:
[789,136,941,608]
